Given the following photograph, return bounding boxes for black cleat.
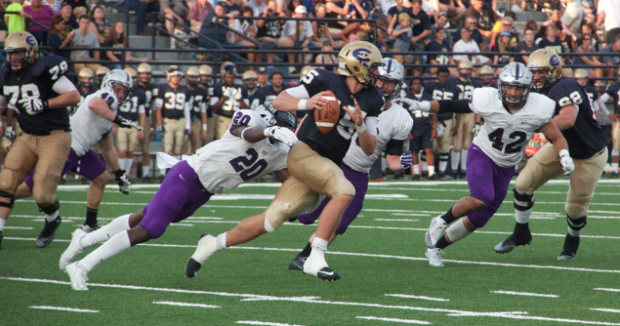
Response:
[428,174,440,180]
[412,175,421,181]
[288,254,307,271]
[185,258,202,278]
[494,224,532,254]
[0,230,3,250]
[459,171,467,180]
[316,267,341,282]
[557,234,580,260]
[36,216,62,248]
[143,176,152,183]
[440,174,454,180]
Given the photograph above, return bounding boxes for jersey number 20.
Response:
[229,148,268,181]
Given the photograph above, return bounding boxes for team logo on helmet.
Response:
[352,48,371,63]
[25,35,37,46]
[549,54,560,67]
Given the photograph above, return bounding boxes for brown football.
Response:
[314,91,340,134]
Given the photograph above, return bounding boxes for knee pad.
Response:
[566,215,587,231]
[513,189,534,211]
[38,200,60,214]
[0,190,15,209]
[265,192,320,231]
[565,193,593,219]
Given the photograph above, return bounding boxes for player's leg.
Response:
[116,127,129,171]
[437,119,453,178]
[451,117,465,178]
[611,120,620,176]
[460,113,475,178]
[189,121,201,154]
[31,132,72,248]
[423,125,437,179]
[410,127,423,180]
[173,118,186,156]
[495,143,564,253]
[141,118,152,182]
[123,128,138,174]
[162,118,175,154]
[559,149,607,260]
[76,150,111,231]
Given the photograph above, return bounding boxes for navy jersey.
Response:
[545,78,606,159]
[451,78,483,101]
[1,55,71,135]
[210,83,248,118]
[406,91,433,125]
[297,69,385,165]
[426,40,451,64]
[604,82,620,114]
[135,82,158,118]
[199,84,213,118]
[249,84,289,110]
[118,87,146,121]
[190,86,208,121]
[424,81,461,121]
[156,84,193,120]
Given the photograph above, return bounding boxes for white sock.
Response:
[515,208,533,224]
[451,151,460,171]
[428,166,436,176]
[612,163,619,172]
[445,218,473,244]
[79,231,131,272]
[311,237,329,252]
[439,160,447,173]
[142,166,150,177]
[0,218,6,232]
[216,232,227,250]
[125,159,134,173]
[461,149,468,171]
[80,214,131,248]
[567,225,582,237]
[118,158,126,171]
[412,165,420,175]
[422,161,428,173]
[45,210,59,222]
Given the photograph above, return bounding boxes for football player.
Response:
[0,32,81,249]
[184,41,385,281]
[210,62,249,140]
[450,60,483,179]
[407,77,438,180]
[198,65,213,88]
[12,70,139,234]
[574,69,601,119]
[598,67,620,177]
[250,71,288,110]
[95,66,110,87]
[400,62,574,267]
[135,63,158,182]
[155,65,193,158]
[243,70,258,98]
[72,68,98,114]
[62,105,297,290]
[495,49,608,260]
[116,67,146,174]
[479,65,497,88]
[184,67,208,155]
[198,65,215,147]
[287,58,414,270]
[424,67,461,178]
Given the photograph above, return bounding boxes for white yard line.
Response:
[591,308,620,314]
[390,213,430,217]
[356,316,432,324]
[448,312,620,325]
[375,219,419,222]
[3,226,33,230]
[594,288,620,292]
[236,321,305,326]
[169,224,195,227]
[153,301,220,308]
[490,291,559,298]
[29,306,99,313]
[385,294,449,302]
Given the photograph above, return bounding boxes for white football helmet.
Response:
[497,62,532,108]
[375,57,404,100]
[101,69,133,106]
[255,103,296,130]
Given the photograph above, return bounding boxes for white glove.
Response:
[114,170,131,195]
[472,123,481,136]
[113,115,143,130]
[559,150,574,175]
[436,122,445,138]
[224,88,236,99]
[393,97,432,112]
[19,97,46,115]
[264,126,298,146]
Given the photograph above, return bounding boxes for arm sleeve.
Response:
[138,105,146,114]
[385,140,404,156]
[52,75,78,94]
[185,98,192,129]
[438,100,473,113]
[285,85,311,99]
[597,97,610,115]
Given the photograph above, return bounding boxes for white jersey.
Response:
[185,109,289,194]
[344,103,413,173]
[471,88,555,167]
[70,90,120,156]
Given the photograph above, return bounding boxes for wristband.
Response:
[559,149,569,158]
[113,169,124,178]
[297,99,308,111]
[202,124,207,130]
[355,122,366,133]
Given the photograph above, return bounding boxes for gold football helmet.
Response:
[480,65,494,76]
[199,65,213,76]
[78,67,94,87]
[527,49,562,91]
[96,66,110,84]
[123,67,137,79]
[220,62,237,77]
[337,41,382,86]
[137,62,152,83]
[4,31,39,70]
[299,65,313,79]
[458,59,473,79]
[186,66,200,87]
[574,69,587,80]
[242,70,258,90]
[166,65,183,81]
[0,138,13,155]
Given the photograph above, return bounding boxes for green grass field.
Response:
[1,179,620,326]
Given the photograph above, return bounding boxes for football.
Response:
[314,91,340,133]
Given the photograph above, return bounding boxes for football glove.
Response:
[400,152,413,170]
[19,98,48,115]
[263,126,298,147]
[224,88,236,99]
[436,122,446,138]
[113,115,143,130]
[393,97,431,112]
[113,169,131,195]
[5,126,15,140]
[184,129,190,142]
[559,150,575,176]
[472,123,481,136]
[157,125,166,137]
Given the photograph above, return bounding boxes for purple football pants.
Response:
[24,149,107,189]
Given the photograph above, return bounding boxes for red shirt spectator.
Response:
[189,0,214,30]
[24,0,55,44]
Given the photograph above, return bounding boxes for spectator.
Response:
[452,15,484,51]
[5,0,33,35]
[256,0,287,62]
[542,10,571,37]
[437,0,466,26]
[453,26,491,66]
[429,12,450,45]
[161,0,189,36]
[65,0,86,17]
[310,3,337,46]
[537,23,563,54]
[561,0,582,32]
[285,0,301,17]
[246,0,267,16]
[257,67,269,87]
[188,0,213,32]
[88,6,113,45]
[427,28,457,76]
[48,15,73,59]
[525,19,538,35]
[391,12,412,64]
[351,0,373,20]
[596,0,620,45]
[24,0,55,44]
[324,0,351,35]
[556,21,575,57]
[105,22,148,69]
[465,0,498,39]
[574,33,603,81]
[491,16,518,49]
[43,0,62,15]
[199,2,231,50]
[387,0,411,35]
[282,5,315,65]
[233,6,274,68]
[315,40,337,71]
[600,34,620,81]
[59,1,78,36]
[514,28,538,64]
[491,30,515,73]
[378,0,410,17]
[129,0,161,35]
[72,14,101,73]
[408,0,432,50]
[221,0,241,15]
[581,23,603,51]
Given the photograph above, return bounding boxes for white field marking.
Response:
[152,301,220,308]
[448,312,620,325]
[589,216,620,219]
[241,296,321,302]
[356,316,431,325]
[29,306,99,313]
[390,213,430,217]
[385,294,449,302]
[169,224,194,227]
[236,321,304,326]
[588,211,620,214]
[186,217,223,220]
[591,308,620,314]
[369,187,620,196]
[3,226,34,230]
[594,288,620,292]
[491,291,559,298]
[375,219,419,222]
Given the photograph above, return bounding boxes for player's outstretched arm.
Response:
[88,97,117,121]
[393,98,472,114]
[99,136,121,171]
[350,98,377,156]
[540,120,574,175]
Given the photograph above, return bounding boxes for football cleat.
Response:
[59,229,87,271]
[82,224,99,233]
[557,234,580,260]
[288,254,307,271]
[66,262,89,291]
[35,216,62,248]
[426,248,445,267]
[303,253,340,281]
[428,174,440,180]
[426,215,448,248]
[494,224,532,254]
[186,234,217,278]
[412,175,421,181]
[315,267,341,282]
[0,230,3,250]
